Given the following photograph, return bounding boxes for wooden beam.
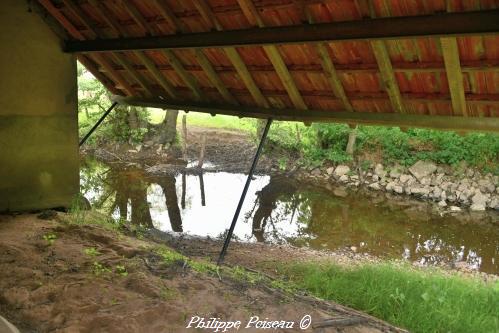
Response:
[316,43,353,111]
[97,61,499,75]
[113,96,499,133]
[441,37,468,116]
[87,0,127,37]
[86,0,176,99]
[302,3,353,112]
[161,50,203,100]
[153,0,186,33]
[68,1,153,97]
[62,0,98,38]
[153,0,237,104]
[237,0,307,110]
[366,3,405,114]
[193,0,269,108]
[194,49,239,105]
[77,55,122,96]
[37,0,126,95]
[64,10,499,52]
[371,40,405,113]
[93,54,136,96]
[133,52,176,98]
[118,1,203,100]
[59,0,149,97]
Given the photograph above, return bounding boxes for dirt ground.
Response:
[0,213,405,333]
[82,126,284,174]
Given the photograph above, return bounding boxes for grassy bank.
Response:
[273,262,499,333]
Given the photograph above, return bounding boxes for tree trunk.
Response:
[157,109,179,145]
[346,125,358,156]
[127,106,140,130]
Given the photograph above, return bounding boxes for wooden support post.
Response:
[182,114,188,160]
[198,133,207,168]
[199,173,206,206]
[181,172,186,209]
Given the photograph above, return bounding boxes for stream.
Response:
[80,157,499,274]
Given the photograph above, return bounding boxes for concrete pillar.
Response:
[0,0,79,212]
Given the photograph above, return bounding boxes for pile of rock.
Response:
[321,160,498,211]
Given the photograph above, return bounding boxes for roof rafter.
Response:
[87,0,175,99]
[237,0,307,110]
[441,37,468,116]
[120,1,202,101]
[367,1,405,114]
[193,0,269,108]
[152,0,236,104]
[301,2,353,112]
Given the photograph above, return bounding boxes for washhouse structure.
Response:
[1,1,498,255]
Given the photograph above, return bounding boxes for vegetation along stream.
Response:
[81,157,499,275]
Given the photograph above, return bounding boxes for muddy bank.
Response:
[0,213,404,333]
[146,228,498,284]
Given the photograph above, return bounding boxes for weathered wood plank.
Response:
[161,50,203,100]
[194,49,239,105]
[302,3,353,112]
[86,0,175,99]
[112,53,154,97]
[441,37,468,116]
[114,96,499,133]
[64,11,499,52]
[371,40,405,113]
[154,0,238,105]
[93,54,136,96]
[237,0,307,110]
[193,0,269,108]
[133,52,176,98]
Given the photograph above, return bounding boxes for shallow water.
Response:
[80,158,499,274]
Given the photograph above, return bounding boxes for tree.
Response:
[346,125,358,156]
[157,110,179,146]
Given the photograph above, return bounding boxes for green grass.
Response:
[149,109,254,132]
[274,262,499,333]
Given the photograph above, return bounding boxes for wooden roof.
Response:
[36,0,499,132]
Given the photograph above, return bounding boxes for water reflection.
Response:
[80,158,499,274]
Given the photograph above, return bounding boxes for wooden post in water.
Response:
[182,114,187,160]
[198,133,207,168]
[181,171,186,209]
[199,173,206,206]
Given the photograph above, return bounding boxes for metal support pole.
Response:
[217,118,273,265]
[79,102,118,146]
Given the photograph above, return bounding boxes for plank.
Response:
[64,11,499,52]
[193,0,269,108]
[441,37,468,116]
[114,96,499,133]
[237,0,307,110]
